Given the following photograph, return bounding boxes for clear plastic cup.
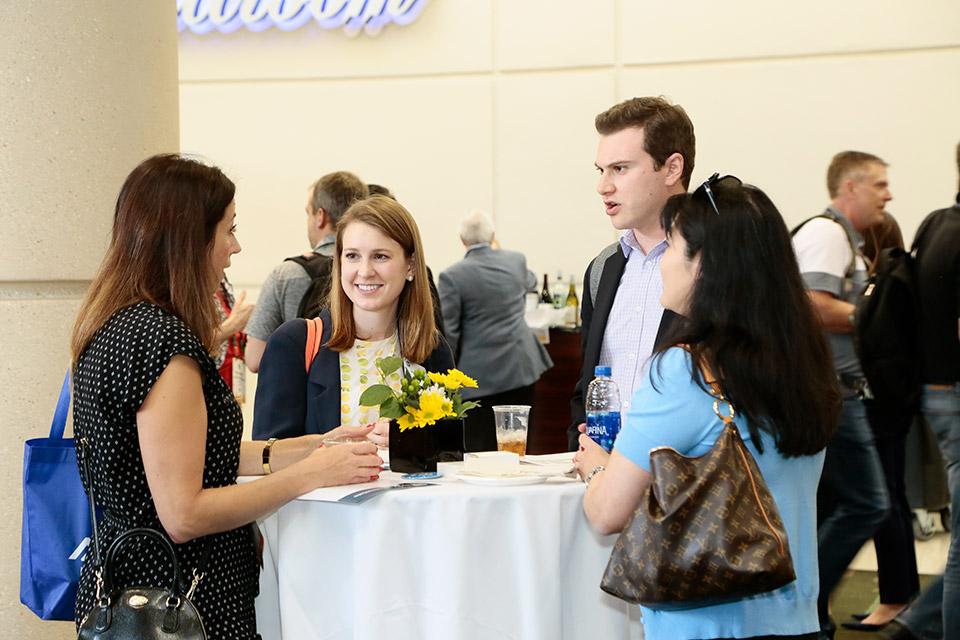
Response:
[492,405,530,456]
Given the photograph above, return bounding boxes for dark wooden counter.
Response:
[527,327,582,454]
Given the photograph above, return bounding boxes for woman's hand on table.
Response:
[573,424,653,535]
[367,418,391,447]
[323,423,377,443]
[307,439,382,487]
[572,425,609,483]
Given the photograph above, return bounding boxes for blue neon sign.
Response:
[177,0,428,36]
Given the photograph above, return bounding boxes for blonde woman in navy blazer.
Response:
[253,196,454,441]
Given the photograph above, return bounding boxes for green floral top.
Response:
[339,332,424,426]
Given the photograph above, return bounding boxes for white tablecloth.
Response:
[253,472,644,640]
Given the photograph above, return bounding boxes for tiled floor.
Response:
[850,527,950,575]
[834,517,950,639]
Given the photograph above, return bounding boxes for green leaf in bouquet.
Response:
[359,384,394,407]
[376,356,403,376]
[458,401,480,416]
[379,396,406,419]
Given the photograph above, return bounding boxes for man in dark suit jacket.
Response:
[568,97,696,450]
[439,210,553,451]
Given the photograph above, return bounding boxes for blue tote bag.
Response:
[20,372,94,620]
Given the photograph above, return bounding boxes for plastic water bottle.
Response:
[585,366,621,452]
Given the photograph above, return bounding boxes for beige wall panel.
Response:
[0,299,79,640]
[619,48,960,241]
[2,1,179,636]
[180,75,493,286]
[493,71,619,281]
[494,0,615,71]
[620,0,960,64]
[179,0,491,82]
[0,3,179,282]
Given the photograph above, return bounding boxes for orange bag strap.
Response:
[304,317,324,373]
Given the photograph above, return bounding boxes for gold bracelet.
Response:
[262,438,278,475]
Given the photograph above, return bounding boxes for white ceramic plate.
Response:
[456,472,548,487]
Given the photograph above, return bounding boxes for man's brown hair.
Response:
[826,151,887,199]
[595,96,696,189]
[310,171,369,225]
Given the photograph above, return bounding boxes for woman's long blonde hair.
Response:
[326,196,439,363]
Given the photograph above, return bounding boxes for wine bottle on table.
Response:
[539,273,553,305]
[552,271,565,308]
[565,275,579,325]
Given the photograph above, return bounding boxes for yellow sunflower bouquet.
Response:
[359,356,480,431]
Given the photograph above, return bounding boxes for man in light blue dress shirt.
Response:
[568,96,695,450]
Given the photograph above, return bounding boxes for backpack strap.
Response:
[285,252,332,278]
[304,317,323,372]
[792,211,860,288]
[286,252,334,319]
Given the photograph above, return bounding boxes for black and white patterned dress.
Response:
[73,302,259,639]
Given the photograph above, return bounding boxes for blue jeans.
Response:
[897,384,960,640]
[817,394,890,633]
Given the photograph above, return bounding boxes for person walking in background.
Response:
[244,171,369,372]
[568,96,692,451]
[885,142,960,640]
[574,175,839,639]
[251,195,454,442]
[70,154,382,639]
[839,211,920,631]
[437,209,552,451]
[792,150,892,638]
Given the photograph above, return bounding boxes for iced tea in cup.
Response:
[493,405,530,456]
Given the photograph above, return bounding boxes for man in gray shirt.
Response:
[245,171,368,371]
[792,151,892,638]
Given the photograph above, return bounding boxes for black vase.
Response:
[388,418,465,473]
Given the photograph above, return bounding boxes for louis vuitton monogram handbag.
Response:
[600,376,796,610]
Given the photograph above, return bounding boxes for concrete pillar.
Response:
[0,2,179,636]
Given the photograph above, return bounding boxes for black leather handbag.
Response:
[77,440,209,640]
[77,528,207,639]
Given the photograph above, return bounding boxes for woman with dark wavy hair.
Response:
[574,175,840,639]
[71,154,382,639]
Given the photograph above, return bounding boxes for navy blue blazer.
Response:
[252,309,456,440]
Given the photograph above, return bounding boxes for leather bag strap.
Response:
[78,437,101,569]
[101,528,182,598]
[696,356,786,556]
